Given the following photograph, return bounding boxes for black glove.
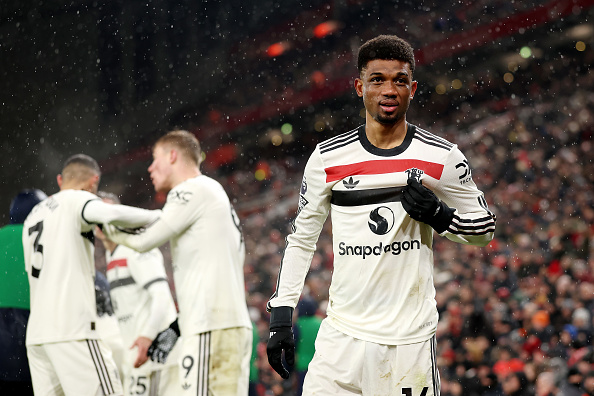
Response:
[402,178,455,233]
[266,306,295,379]
[147,319,180,364]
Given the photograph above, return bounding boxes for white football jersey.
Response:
[157,175,252,336]
[105,245,177,347]
[23,190,100,345]
[105,175,252,337]
[268,124,496,345]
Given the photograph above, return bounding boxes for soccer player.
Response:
[104,130,252,395]
[266,35,497,395]
[22,154,161,396]
[96,191,180,396]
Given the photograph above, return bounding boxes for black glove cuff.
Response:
[270,306,294,330]
[169,318,181,337]
[429,201,455,234]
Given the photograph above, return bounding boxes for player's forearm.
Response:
[141,281,174,340]
[442,209,496,246]
[268,245,315,309]
[105,219,173,252]
[83,200,160,227]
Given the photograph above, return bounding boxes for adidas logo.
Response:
[182,382,191,390]
[343,177,359,189]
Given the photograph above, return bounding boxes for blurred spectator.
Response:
[293,297,322,395]
[0,189,47,395]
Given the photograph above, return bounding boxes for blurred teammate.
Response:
[22,154,161,396]
[104,130,252,395]
[96,191,180,395]
[94,269,125,379]
[0,189,47,395]
[266,35,497,395]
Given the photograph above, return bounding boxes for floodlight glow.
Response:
[520,47,532,58]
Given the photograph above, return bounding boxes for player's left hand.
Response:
[402,178,454,233]
[147,320,180,364]
[132,336,152,368]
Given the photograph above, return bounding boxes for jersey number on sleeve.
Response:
[28,221,44,278]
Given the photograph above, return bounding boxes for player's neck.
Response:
[171,165,201,188]
[365,119,408,149]
[60,181,94,193]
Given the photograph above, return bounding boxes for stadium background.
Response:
[2,0,593,394]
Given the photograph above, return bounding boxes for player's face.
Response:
[355,59,417,126]
[148,144,173,193]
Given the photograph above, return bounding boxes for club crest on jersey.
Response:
[405,168,424,182]
[343,176,359,189]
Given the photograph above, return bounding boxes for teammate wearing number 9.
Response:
[22,154,162,396]
[103,130,253,396]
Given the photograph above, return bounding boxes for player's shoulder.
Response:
[317,125,363,155]
[411,124,456,153]
[166,177,201,205]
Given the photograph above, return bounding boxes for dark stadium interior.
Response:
[2,0,593,395]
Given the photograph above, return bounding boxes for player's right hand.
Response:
[267,327,295,379]
[266,306,295,379]
[147,319,180,364]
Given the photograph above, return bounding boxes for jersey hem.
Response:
[325,316,436,346]
[26,334,100,347]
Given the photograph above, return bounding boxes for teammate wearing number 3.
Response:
[104,130,252,396]
[23,154,162,396]
[266,35,497,395]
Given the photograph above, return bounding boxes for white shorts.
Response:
[122,365,179,396]
[178,327,252,396]
[303,320,440,396]
[121,341,180,396]
[27,339,123,396]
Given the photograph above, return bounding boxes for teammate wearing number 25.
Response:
[104,130,252,396]
[23,154,161,396]
[266,35,497,395]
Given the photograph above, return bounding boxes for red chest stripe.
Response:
[325,159,444,183]
[107,258,127,271]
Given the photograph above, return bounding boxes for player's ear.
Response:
[169,149,178,164]
[410,80,418,99]
[354,78,363,97]
[57,174,63,188]
[90,175,100,194]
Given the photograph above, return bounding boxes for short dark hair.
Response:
[61,154,101,182]
[97,191,120,204]
[357,35,415,75]
[155,130,202,166]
